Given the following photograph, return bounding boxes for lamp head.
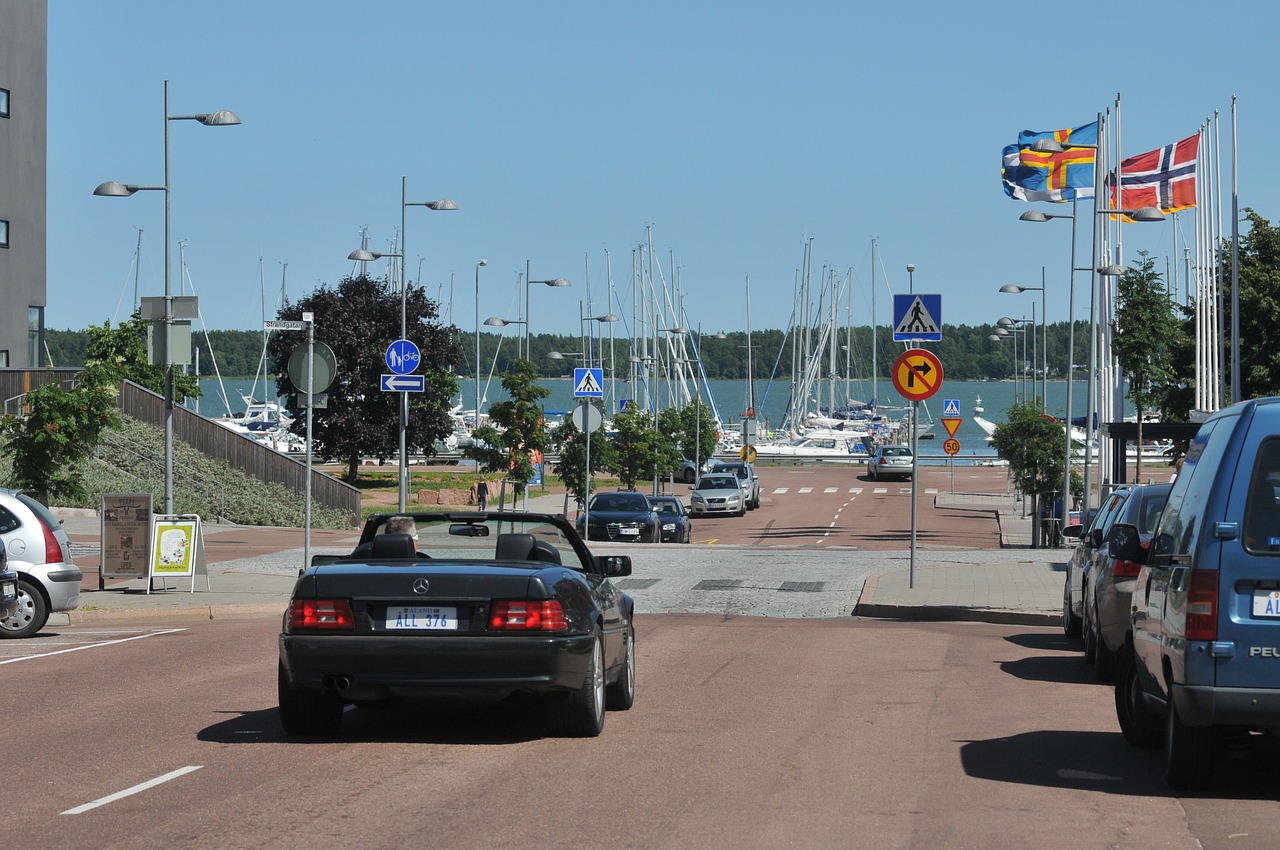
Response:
[93,181,136,197]
[425,199,458,211]
[999,284,1024,294]
[1019,210,1050,223]
[348,248,376,261]
[197,109,241,127]
[478,259,488,267]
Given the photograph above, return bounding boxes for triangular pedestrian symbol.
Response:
[575,370,602,395]
[894,296,939,337]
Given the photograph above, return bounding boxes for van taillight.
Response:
[287,599,355,632]
[489,600,567,631]
[1186,569,1219,641]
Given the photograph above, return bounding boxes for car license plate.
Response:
[620,527,640,535]
[1,579,13,599]
[1253,590,1280,618]
[386,606,458,630]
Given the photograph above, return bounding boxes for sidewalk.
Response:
[49,488,1069,629]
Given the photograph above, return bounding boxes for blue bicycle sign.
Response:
[385,339,421,375]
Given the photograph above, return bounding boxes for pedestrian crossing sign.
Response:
[573,367,604,398]
[893,294,942,342]
[942,398,960,417]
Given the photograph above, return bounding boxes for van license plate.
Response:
[1252,590,1280,618]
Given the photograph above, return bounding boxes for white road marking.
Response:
[848,488,863,494]
[798,487,813,494]
[62,766,203,815]
[925,488,938,494]
[823,487,838,493]
[0,628,186,665]
[772,488,789,494]
[873,487,888,494]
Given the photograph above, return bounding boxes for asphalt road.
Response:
[8,615,1280,850]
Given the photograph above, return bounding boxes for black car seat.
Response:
[369,533,417,560]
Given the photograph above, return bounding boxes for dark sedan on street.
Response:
[576,491,660,543]
[279,511,636,738]
[651,495,693,544]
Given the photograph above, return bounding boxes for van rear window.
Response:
[1244,438,1280,554]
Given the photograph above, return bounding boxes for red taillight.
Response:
[1113,559,1142,578]
[288,599,356,632]
[489,600,568,632]
[1185,569,1219,641]
[42,522,64,564]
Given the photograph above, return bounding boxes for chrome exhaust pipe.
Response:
[322,674,352,691]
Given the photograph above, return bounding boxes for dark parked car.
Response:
[576,491,660,543]
[1061,487,1131,640]
[279,511,636,738]
[651,495,692,544]
[0,539,17,620]
[1084,482,1170,683]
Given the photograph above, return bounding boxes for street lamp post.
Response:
[524,260,570,360]
[347,180,457,513]
[475,259,487,427]
[94,80,240,515]
[1000,275,1047,410]
[907,263,915,293]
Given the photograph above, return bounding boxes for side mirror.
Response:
[1107,523,1143,562]
[1061,524,1083,541]
[597,554,632,577]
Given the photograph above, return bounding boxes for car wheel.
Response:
[0,579,49,639]
[1062,574,1082,638]
[545,629,606,737]
[1165,697,1215,791]
[682,468,696,484]
[1082,586,1097,664]
[1094,632,1117,683]
[1114,645,1161,749]
[277,662,343,736]
[605,626,636,711]
[868,467,877,481]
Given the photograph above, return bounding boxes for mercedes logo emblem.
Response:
[412,578,430,595]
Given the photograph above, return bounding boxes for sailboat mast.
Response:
[745,274,755,417]
[871,238,879,408]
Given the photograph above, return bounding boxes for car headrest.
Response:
[529,540,562,565]
[495,533,536,561]
[370,533,417,560]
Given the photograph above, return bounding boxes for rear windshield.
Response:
[16,492,60,533]
[1244,438,1280,554]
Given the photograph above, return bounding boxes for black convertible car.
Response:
[278,511,636,738]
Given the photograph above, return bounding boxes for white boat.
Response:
[755,431,870,460]
[217,394,294,433]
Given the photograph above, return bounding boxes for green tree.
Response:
[85,313,201,403]
[608,403,678,490]
[990,401,1065,548]
[1223,210,1280,400]
[0,365,120,503]
[266,275,460,482]
[463,359,551,503]
[550,410,612,508]
[1113,253,1179,480]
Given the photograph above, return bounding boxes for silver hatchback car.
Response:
[0,490,82,638]
[866,445,914,481]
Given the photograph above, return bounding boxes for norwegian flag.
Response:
[1111,132,1200,217]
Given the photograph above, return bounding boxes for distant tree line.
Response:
[47,321,1089,383]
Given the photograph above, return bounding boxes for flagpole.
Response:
[1231,94,1240,402]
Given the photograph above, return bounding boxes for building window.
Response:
[0,88,8,118]
[28,306,42,368]
[0,220,8,248]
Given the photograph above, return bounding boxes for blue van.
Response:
[1112,398,1280,790]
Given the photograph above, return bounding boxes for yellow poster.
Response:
[150,520,196,577]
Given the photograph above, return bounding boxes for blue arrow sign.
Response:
[381,373,426,392]
[385,339,421,375]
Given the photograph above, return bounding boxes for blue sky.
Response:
[46,1,1278,343]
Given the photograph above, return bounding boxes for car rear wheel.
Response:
[0,579,48,639]
[1094,632,1116,682]
[1114,645,1161,749]
[1062,575,1082,638]
[682,468,696,484]
[1082,587,1097,663]
[1165,698,1215,791]
[545,630,606,737]
[605,626,636,711]
[277,663,343,736]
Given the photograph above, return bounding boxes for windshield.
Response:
[698,476,737,490]
[589,493,649,512]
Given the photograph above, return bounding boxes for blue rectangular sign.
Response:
[892,293,942,342]
[380,373,426,392]
[573,367,604,398]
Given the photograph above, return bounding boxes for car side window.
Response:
[0,504,18,534]
[1153,416,1230,560]
[1244,438,1280,554]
